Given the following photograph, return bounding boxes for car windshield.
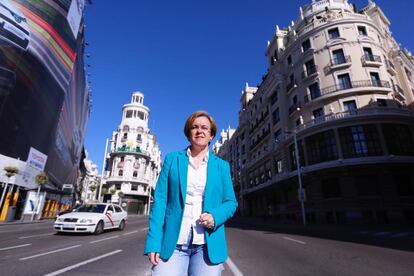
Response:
[75,204,106,213]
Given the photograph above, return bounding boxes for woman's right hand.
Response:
[148,252,160,265]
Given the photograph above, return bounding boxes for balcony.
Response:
[301,65,318,79]
[295,106,414,133]
[111,146,150,158]
[393,84,406,101]
[361,54,382,67]
[385,60,397,76]
[321,80,390,96]
[326,55,351,71]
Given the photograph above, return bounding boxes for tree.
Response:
[89,184,97,192]
[118,191,125,198]
[100,187,108,196]
[31,172,48,221]
[110,189,116,195]
[0,166,19,214]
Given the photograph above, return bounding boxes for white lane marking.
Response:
[283,237,307,244]
[19,244,81,261]
[226,257,244,276]
[122,230,139,236]
[391,232,413,238]
[141,227,149,231]
[44,249,123,276]
[19,233,55,239]
[89,235,119,244]
[0,243,31,251]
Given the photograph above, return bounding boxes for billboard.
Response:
[0,0,90,188]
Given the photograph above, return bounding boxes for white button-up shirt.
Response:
[177,148,208,246]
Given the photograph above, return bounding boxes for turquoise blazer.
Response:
[144,150,238,264]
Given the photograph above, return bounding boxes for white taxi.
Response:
[54,203,127,235]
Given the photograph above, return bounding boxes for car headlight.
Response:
[79,218,93,223]
[56,217,64,222]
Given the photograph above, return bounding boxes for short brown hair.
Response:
[184,110,217,140]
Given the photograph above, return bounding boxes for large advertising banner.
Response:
[0,0,90,188]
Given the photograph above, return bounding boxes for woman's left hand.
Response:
[199,212,215,229]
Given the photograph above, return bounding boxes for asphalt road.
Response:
[0,216,413,276]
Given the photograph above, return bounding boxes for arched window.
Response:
[118,169,123,177]
[133,171,138,178]
[122,125,130,132]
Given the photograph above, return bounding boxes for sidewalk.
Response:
[0,217,54,226]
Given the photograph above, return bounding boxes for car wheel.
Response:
[118,220,126,231]
[94,220,104,235]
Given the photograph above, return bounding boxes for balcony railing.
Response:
[330,55,351,67]
[112,146,150,156]
[295,106,414,133]
[361,54,381,66]
[385,60,397,75]
[321,80,390,96]
[393,84,405,100]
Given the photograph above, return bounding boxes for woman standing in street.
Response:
[144,110,238,275]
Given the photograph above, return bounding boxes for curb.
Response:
[0,218,54,226]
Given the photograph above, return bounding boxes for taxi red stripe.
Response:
[105,213,114,226]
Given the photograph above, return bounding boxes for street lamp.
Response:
[98,138,110,202]
[286,129,307,226]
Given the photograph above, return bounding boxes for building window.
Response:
[337,73,352,90]
[275,160,283,174]
[383,124,414,155]
[369,72,381,86]
[115,184,121,190]
[270,90,278,105]
[328,28,340,39]
[272,108,280,125]
[287,55,292,65]
[122,125,130,131]
[133,171,138,178]
[377,98,387,107]
[363,47,374,61]
[332,49,346,65]
[131,184,138,191]
[126,110,133,118]
[321,178,341,199]
[343,100,357,113]
[274,129,281,144]
[122,132,128,139]
[302,39,311,52]
[312,107,324,118]
[118,170,123,177]
[356,175,380,197]
[289,140,304,169]
[137,134,142,142]
[309,82,321,99]
[306,130,338,165]
[394,174,414,197]
[305,59,317,76]
[358,26,367,36]
[339,125,382,158]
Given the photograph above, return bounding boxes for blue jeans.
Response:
[152,244,223,276]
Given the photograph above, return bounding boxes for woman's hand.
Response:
[199,212,215,229]
[148,252,160,265]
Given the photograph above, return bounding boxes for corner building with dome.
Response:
[104,92,161,215]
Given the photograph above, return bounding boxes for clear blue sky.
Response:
[84,0,414,170]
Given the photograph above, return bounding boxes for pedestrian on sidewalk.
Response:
[144,110,238,276]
